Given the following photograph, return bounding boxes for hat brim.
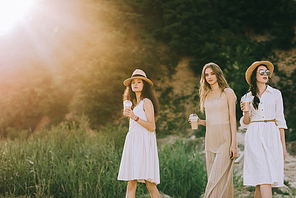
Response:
[123,77,153,87]
[245,61,274,85]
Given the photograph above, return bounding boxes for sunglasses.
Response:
[258,69,271,76]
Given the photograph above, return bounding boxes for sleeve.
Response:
[239,112,249,129]
[275,90,288,129]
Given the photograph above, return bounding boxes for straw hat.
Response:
[123,69,153,87]
[245,61,274,85]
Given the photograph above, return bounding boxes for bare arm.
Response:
[188,117,206,126]
[228,91,237,148]
[243,112,251,124]
[197,119,206,126]
[279,128,287,160]
[124,99,156,132]
[226,88,238,159]
[141,99,156,132]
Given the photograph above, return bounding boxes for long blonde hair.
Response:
[199,62,229,111]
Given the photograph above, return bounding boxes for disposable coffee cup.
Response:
[243,102,250,112]
[123,100,132,115]
[189,114,198,130]
[241,95,250,112]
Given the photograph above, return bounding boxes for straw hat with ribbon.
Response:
[245,61,274,85]
[123,69,153,87]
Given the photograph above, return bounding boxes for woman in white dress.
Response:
[240,61,287,198]
[118,69,160,198]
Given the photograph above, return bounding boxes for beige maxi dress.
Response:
[203,89,235,198]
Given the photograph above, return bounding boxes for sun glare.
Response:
[0,0,34,32]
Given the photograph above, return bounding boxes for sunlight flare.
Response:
[0,0,34,31]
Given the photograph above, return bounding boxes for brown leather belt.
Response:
[251,119,278,126]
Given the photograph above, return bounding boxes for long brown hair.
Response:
[199,62,229,111]
[249,65,271,110]
[123,79,159,116]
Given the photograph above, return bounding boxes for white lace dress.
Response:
[118,99,160,184]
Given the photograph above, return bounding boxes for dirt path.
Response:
[284,153,296,188]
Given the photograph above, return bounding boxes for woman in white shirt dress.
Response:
[118,69,160,198]
[240,61,287,198]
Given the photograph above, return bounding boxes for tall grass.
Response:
[0,118,207,197]
[159,141,207,197]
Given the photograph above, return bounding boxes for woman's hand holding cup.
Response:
[241,95,250,112]
[123,100,132,116]
[124,108,136,119]
[240,101,249,112]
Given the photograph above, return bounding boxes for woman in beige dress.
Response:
[194,63,238,198]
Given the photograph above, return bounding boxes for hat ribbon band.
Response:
[132,74,146,78]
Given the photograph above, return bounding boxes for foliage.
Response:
[156,86,196,136]
[106,0,296,135]
[159,140,207,197]
[0,0,172,130]
[0,119,125,197]
[1,0,296,135]
[0,118,207,197]
[122,0,296,61]
[275,68,296,141]
[0,65,70,136]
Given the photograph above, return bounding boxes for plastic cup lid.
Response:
[123,100,132,106]
[189,114,198,119]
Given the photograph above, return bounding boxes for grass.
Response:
[2,117,294,198]
[0,117,207,198]
[0,119,126,197]
[158,140,207,197]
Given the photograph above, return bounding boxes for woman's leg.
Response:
[259,184,272,198]
[145,180,160,198]
[126,180,137,198]
[254,185,262,198]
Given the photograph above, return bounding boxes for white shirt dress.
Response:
[240,86,287,187]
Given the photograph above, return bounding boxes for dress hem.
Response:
[117,178,160,185]
[244,178,283,188]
